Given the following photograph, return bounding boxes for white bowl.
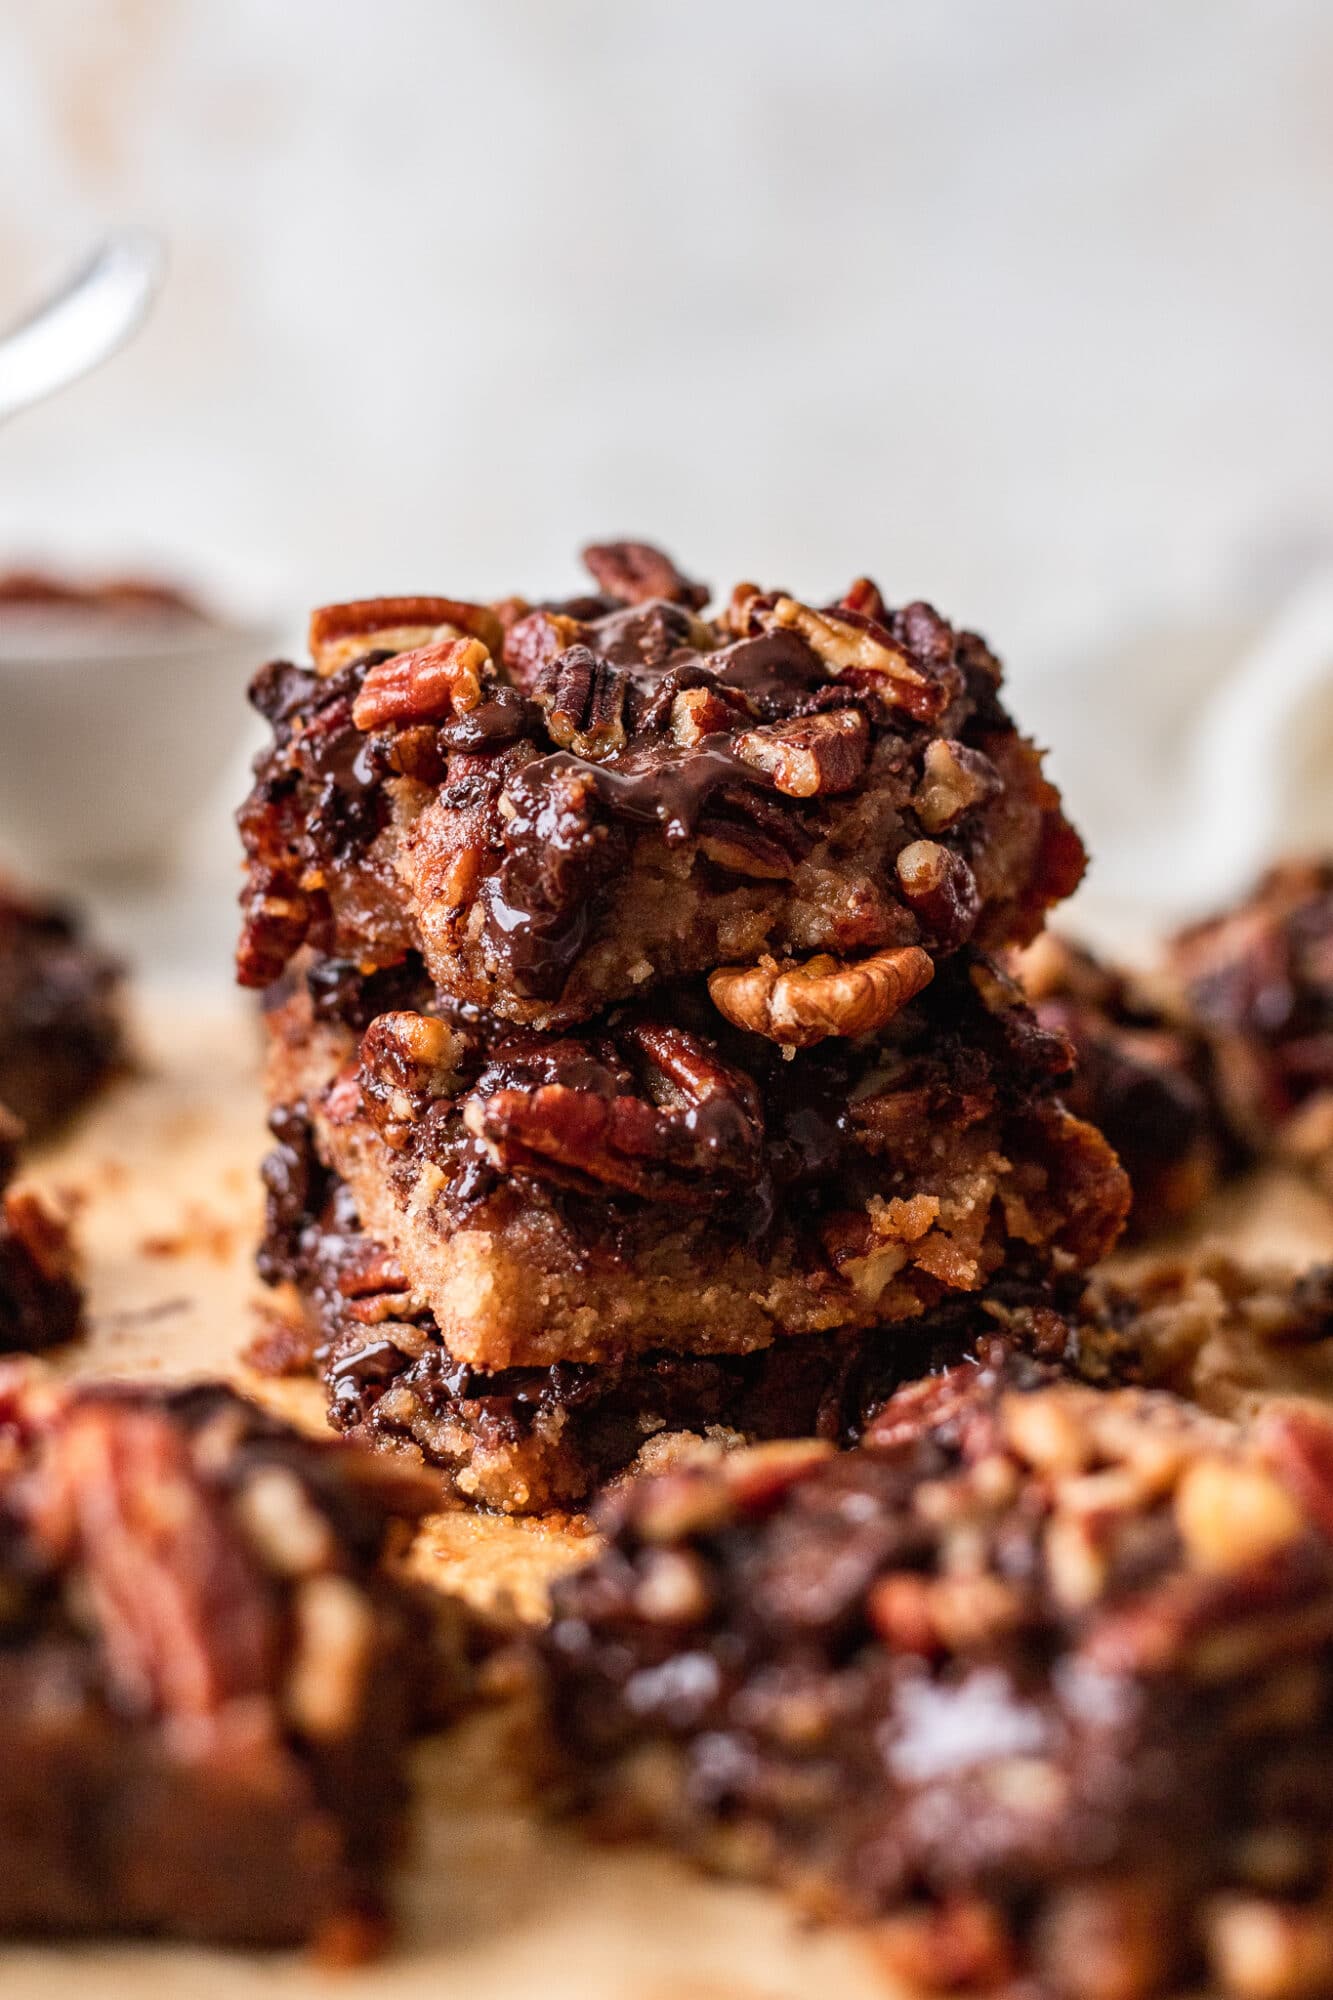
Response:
[0,611,286,883]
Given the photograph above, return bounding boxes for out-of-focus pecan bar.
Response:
[236,545,1084,1029]
[0,877,123,1137]
[1080,1252,1333,1418]
[539,1358,1333,2000]
[1168,858,1333,1191]
[260,953,1127,1370]
[0,1370,472,1954]
[0,1109,81,1351]
[1019,931,1225,1236]
[250,1136,1076,1511]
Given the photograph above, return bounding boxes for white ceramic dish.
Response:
[0,605,286,882]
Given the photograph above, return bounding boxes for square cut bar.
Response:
[250,1141,1077,1513]
[1018,931,1225,1237]
[1167,857,1333,1189]
[0,1370,472,1953]
[236,543,1085,1031]
[0,1109,81,1351]
[539,1357,1333,2000]
[0,877,123,1137]
[1079,1252,1333,1418]
[260,952,1128,1371]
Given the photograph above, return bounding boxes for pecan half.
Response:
[308,595,503,676]
[463,1023,762,1204]
[25,1401,276,1719]
[351,635,491,732]
[735,708,869,798]
[359,1010,471,1149]
[695,788,812,882]
[581,541,710,610]
[533,644,628,758]
[708,945,935,1048]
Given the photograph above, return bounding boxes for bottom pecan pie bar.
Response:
[539,1358,1333,2000]
[0,1371,473,1953]
[250,1123,1076,1511]
[262,952,1127,1372]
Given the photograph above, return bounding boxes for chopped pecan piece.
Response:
[766,596,948,720]
[308,595,502,676]
[896,839,981,948]
[708,946,935,1048]
[836,576,888,624]
[581,540,710,610]
[670,684,744,746]
[695,821,799,880]
[735,708,869,798]
[912,737,999,832]
[351,635,491,731]
[359,1010,471,1148]
[503,609,586,692]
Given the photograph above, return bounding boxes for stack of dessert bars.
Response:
[237,541,1129,1510]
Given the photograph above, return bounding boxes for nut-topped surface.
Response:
[540,1354,1333,2000]
[237,544,1083,1028]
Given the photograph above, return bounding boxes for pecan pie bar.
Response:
[251,1125,1077,1511]
[540,1358,1333,2000]
[236,544,1084,1029]
[1168,857,1333,1191]
[0,1371,471,1953]
[1019,931,1224,1235]
[1080,1252,1333,1418]
[0,876,123,1136]
[261,953,1127,1370]
[0,1109,81,1351]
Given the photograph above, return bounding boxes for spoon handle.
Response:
[0,231,166,425]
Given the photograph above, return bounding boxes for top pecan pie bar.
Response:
[237,543,1084,1030]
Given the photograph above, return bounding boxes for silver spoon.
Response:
[0,230,166,425]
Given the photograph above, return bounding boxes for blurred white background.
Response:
[2,0,1332,974]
